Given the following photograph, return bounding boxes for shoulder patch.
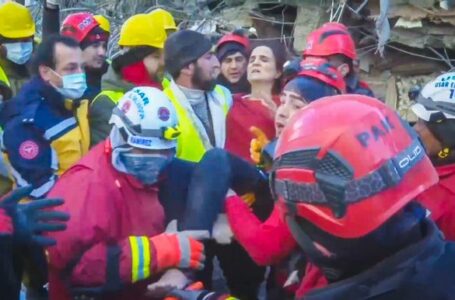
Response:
[19,140,40,160]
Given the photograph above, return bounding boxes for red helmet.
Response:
[322,22,349,31]
[303,23,357,60]
[298,57,346,93]
[271,95,437,238]
[61,12,99,43]
[216,32,250,52]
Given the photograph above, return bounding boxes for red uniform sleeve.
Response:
[45,167,166,293]
[226,196,296,265]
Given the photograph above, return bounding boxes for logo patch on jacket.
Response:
[19,140,39,160]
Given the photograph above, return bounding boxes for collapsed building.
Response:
[26,0,455,120]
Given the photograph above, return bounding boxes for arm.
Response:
[89,96,116,148]
[46,170,204,295]
[42,1,60,41]
[181,149,267,231]
[65,233,204,293]
[3,124,55,198]
[226,197,296,265]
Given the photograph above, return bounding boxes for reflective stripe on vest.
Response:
[0,65,10,87]
[164,85,229,162]
[91,90,124,107]
[51,100,90,176]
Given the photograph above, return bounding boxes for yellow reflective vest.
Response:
[163,85,230,162]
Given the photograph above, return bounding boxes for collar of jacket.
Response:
[17,76,73,121]
[120,60,162,89]
[303,219,444,300]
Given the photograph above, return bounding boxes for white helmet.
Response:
[109,87,180,150]
[412,72,455,121]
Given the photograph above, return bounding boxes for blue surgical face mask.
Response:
[3,42,33,65]
[52,71,87,99]
[120,152,173,185]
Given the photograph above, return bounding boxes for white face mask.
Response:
[51,70,87,99]
[3,42,33,65]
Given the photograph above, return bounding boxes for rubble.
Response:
[25,0,455,120]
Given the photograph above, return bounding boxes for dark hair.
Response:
[30,34,80,75]
[249,39,288,94]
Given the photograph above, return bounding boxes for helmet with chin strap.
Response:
[411,72,455,160]
[109,86,180,150]
[272,95,437,240]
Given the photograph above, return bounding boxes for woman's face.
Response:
[247,46,279,84]
[275,89,308,136]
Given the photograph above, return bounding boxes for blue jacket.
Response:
[1,76,90,198]
[301,219,455,300]
[346,74,374,97]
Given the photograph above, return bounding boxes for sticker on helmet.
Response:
[78,16,94,30]
[19,140,39,160]
[121,101,131,113]
[158,107,170,121]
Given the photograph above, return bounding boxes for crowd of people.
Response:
[0,1,455,299]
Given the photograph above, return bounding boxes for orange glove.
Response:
[249,126,270,165]
[150,232,206,272]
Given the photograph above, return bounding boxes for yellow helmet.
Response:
[0,2,35,39]
[149,8,177,31]
[118,14,166,49]
[94,15,110,34]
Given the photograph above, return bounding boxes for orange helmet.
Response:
[272,95,437,238]
[303,22,357,60]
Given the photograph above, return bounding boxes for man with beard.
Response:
[163,30,232,163]
[164,31,266,300]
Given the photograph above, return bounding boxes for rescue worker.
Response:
[0,35,89,299]
[187,60,345,299]
[0,1,35,100]
[61,12,110,101]
[94,15,111,37]
[164,29,259,297]
[149,8,178,37]
[0,186,69,299]
[46,87,210,299]
[272,95,455,299]
[216,30,251,94]
[89,13,167,147]
[303,22,374,96]
[2,34,89,197]
[163,29,232,163]
[412,72,455,241]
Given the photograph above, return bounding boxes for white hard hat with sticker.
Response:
[412,72,455,121]
[109,87,180,150]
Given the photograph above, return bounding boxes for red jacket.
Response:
[226,196,327,297]
[418,163,455,241]
[226,196,296,265]
[225,94,278,163]
[46,141,165,300]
